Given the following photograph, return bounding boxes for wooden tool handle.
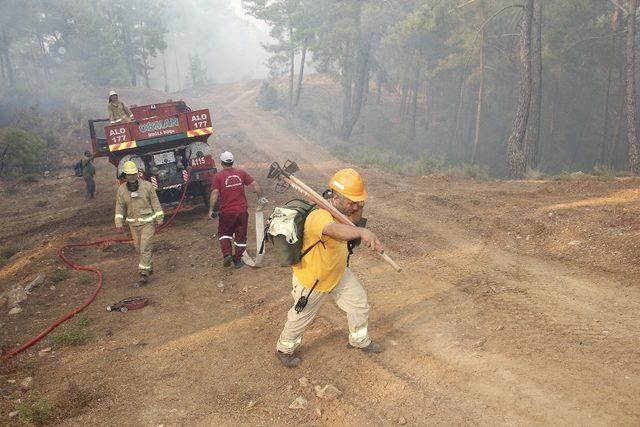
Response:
[380,252,402,272]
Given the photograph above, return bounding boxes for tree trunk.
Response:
[0,41,5,83]
[507,0,534,179]
[363,67,370,105]
[191,58,196,88]
[162,52,169,92]
[424,80,430,131]
[340,35,372,140]
[409,65,420,140]
[288,22,295,109]
[405,86,413,122]
[626,0,640,173]
[598,9,620,166]
[141,28,150,89]
[342,40,353,124]
[451,68,466,148]
[174,53,181,91]
[610,54,627,168]
[1,28,15,87]
[122,26,137,86]
[38,33,50,79]
[524,0,542,170]
[399,80,409,118]
[294,42,307,107]
[376,71,383,105]
[472,4,486,166]
[548,80,558,146]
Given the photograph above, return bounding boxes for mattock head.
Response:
[267,160,300,193]
[267,162,283,179]
[282,160,299,175]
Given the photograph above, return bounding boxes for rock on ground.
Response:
[298,376,310,388]
[25,273,46,293]
[20,377,33,389]
[315,384,342,400]
[8,306,22,315]
[289,396,308,410]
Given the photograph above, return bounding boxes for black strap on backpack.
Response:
[301,239,322,259]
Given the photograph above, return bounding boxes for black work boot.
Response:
[275,350,301,368]
[133,273,148,288]
[234,258,245,269]
[348,341,382,354]
[223,255,234,267]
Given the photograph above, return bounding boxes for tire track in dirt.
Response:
[3,81,639,425]
[194,80,640,425]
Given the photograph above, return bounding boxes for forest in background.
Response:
[3,1,640,178]
[247,0,640,178]
[0,0,267,178]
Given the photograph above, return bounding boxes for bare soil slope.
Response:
[1,80,639,426]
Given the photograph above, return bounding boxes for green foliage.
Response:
[0,245,18,259]
[16,392,56,426]
[0,245,18,266]
[444,164,491,181]
[257,82,281,110]
[346,148,447,176]
[524,168,545,180]
[186,55,204,87]
[0,127,46,179]
[50,268,71,284]
[187,54,208,88]
[0,0,168,88]
[50,317,90,347]
[248,0,634,176]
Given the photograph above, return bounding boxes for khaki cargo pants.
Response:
[129,222,155,275]
[276,268,371,354]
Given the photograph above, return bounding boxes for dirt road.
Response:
[1,80,639,425]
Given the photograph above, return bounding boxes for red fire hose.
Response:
[1,176,191,361]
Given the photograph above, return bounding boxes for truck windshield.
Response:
[89,119,110,153]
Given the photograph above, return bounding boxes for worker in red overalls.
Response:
[208,151,266,268]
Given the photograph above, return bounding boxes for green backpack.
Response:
[265,199,321,266]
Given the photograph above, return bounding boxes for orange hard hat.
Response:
[329,168,368,202]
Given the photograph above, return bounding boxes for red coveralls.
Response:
[211,167,254,261]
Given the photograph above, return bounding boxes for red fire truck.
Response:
[89,100,217,208]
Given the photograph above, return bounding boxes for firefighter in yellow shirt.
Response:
[115,161,164,285]
[275,169,383,368]
[107,90,133,124]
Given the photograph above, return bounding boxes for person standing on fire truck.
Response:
[207,151,267,269]
[115,161,164,285]
[107,90,133,124]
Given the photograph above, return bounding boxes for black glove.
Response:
[348,217,367,249]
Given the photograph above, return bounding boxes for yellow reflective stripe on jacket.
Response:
[138,264,151,270]
[115,214,124,219]
[126,215,156,223]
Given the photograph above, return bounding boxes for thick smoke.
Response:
[151,0,269,90]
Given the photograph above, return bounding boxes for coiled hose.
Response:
[1,176,191,360]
